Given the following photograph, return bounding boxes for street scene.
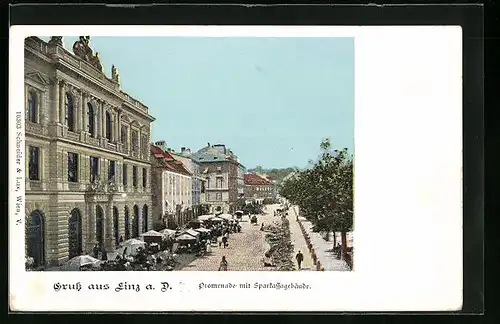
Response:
[23,36,353,271]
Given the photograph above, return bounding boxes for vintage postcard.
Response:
[10,26,463,312]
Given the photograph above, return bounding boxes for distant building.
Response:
[191,143,245,214]
[150,142,193,230]
[171,147,205,217]
[244,173,277,204]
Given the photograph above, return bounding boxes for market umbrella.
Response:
[210,217,224,222]
[117,238,146,256]
[219,213,233,220]
[194,228,211,233]
[175,233,198,242]
[198,214,214,221]
[178,229,200,238]
[160,229,177,238]
[141,230,163,237]
[62,255,100,270]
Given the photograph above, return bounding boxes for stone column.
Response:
[105,200,113,250]
[138,129,142,159]
[81,92,87,134]
[87,202,96,252]
[117,110,122,143]
[74,90,80,132]
[59,80,65,124]
[53,78,60,124]
[101,101,105,139]
[114,113,118,143]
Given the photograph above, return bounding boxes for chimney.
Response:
[207,142,211,147]
[185,148,191,155]
[155,141,167,152]
[181,147,186,153]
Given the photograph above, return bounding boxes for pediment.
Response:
[121,114,132,123]
[26,71,49,85]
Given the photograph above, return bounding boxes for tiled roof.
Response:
[244,173,274,186]
[150,144,192,176]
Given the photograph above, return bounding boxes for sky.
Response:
[45,36,354,170]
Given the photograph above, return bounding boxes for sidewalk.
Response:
[291,206,351,271]
[287,207,315,271]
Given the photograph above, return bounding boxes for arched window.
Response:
[105,111,112,141]
[26,210,45,268]
[66,93,75,132]
[133,205,140,238]
[68,208,82,259]
[113,207,119,247]
[142,205,148,233]
[87,103,95,137]
[124,206,130,240]
[28,90,38,123]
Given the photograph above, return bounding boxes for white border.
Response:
[9,26,463,312]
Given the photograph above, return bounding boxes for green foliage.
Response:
[280,138,353,233]
[247,167,297,182]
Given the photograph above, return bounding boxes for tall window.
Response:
[66,93,75,132]
[141,134,148,156]
[205,177,210,189]
[68,152,78,182]
[108,160,116,181]
[87,103,95,137]
[27,90,38,123]
[132,166,137,187]
[216,192,222,201]
[90,156,99,183]
[105,111,112,141]
[28,146,40,180]
[121,126,128,147]
[216,177,223,189]
[142,168,147,188]
[132,130,139,153]
[123,164,128,187]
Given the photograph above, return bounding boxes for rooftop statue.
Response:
[111,65,120,84]
[72,36,103,72]
[48,36,63,46]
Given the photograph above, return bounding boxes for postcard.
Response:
[9,25,462,312]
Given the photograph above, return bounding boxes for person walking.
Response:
[295,250,304,270]
[218,256,228,271]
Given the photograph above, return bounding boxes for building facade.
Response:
[244,173,278,203]
[192,143,246,214]
[171,147,205,217]
[151,143,193,230]
[24,36,155,268]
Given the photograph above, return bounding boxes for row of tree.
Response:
[279,138,353,250]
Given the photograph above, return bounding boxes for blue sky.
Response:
[45,36,354,169]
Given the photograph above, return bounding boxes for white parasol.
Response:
[62,255,100,270]
[178,229,200,238]
[160,229,177,238]
[198,214,214,221]
[175,233,198,242]
[194,227,211,233]
[117,238,146,256]
[219,213,233,220]
[141,230,163,237]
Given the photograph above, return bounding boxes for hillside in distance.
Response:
[246,166,299,182]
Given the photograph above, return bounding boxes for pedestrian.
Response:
[222,235,228,248]
[93,244,99,258]
[295,250,304,270]
[218,256,228,271]
[119,236,124,244]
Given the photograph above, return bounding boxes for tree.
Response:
[280,138,353,253]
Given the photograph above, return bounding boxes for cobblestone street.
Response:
[178,207,276,271]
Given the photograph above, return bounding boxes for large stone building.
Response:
[243,173,278,204]
[171,147,205,217]
[191,143,245,214]
[24,36,155,268]
[150,142,193,230]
